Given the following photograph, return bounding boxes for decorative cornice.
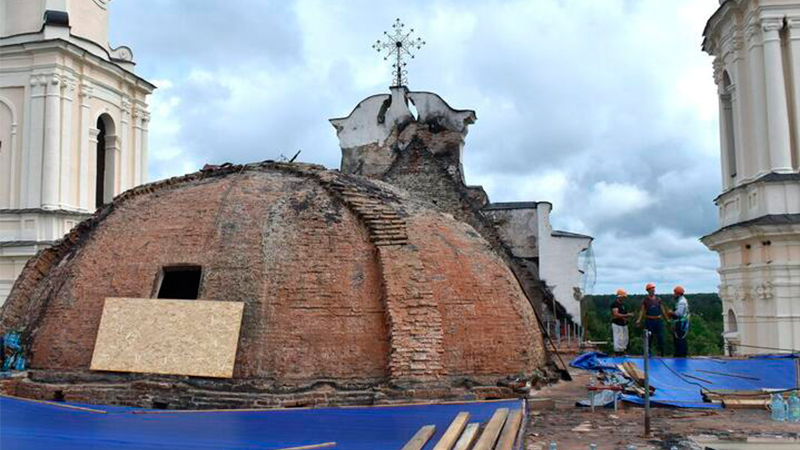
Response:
[761,18,784,33]
[110,46,133,62]
[79,84,94,99]
[121,97,133,115]
[62,76,77,92]
[746,23,761,42]
[29,75,48,86]
[754,282,774,301]
[732,33,745,51]
[133,106,150,122]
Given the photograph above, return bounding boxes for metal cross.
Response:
[372,18,426,87]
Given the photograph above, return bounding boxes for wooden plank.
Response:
[622,361,645,385]
[494,410,522,450]
[400,425,436,450]
[90,298,244,378]
[452,423,480,450]
[432,412,470,450]
[472,408,509,450]
[722,398,769,409]
[272,443,336,450]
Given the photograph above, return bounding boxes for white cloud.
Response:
[587,182,655,221]
[110,0,724,293]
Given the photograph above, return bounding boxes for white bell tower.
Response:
[0,0,155,304]
[702,0,800,355]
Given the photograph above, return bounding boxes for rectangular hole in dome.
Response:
[156,265,202,300]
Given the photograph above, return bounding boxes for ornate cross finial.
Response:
[372,18,426,87]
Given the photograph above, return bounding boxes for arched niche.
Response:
[95,113,117,208]
[0,97,18,208]
[721,71,737,179]
[727,308,738,332]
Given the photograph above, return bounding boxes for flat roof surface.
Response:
[0,396,523,450]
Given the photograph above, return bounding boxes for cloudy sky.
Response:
[109,0,722,295]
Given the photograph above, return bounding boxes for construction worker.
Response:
[636,283,669,356]
[611,289,633,355]
[670,286,690,357]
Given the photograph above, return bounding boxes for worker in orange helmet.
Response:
[670,286,691,357]
[636,283,669,356]
[611,289,633,355]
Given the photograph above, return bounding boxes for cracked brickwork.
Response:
[0,161,547,408]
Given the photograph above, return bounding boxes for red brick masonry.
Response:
[0,162,548,408]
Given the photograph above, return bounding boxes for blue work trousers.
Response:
[644,319,665,356]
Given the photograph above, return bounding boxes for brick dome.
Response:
[0,162,546,408]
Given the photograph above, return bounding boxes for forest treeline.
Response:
[582,293,724,355]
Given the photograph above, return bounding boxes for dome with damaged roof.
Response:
[0,162,546,409]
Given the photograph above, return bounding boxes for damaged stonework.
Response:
[0,161,551,409]
[330,87,570,337]
[330,86,476,180]
[330,87,592,331]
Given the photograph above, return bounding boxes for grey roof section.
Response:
[482,202,540,211]
[552,230,593,240]
[714,172,800,202]
[702,214,800,240]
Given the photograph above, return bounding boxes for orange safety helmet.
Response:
[616,288,628,297]
[645,283,656,291]
[674,285,685,295]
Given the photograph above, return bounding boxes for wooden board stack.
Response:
[400,407,524,450]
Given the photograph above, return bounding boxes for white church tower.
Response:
[0,0,154,304]
[702,0,800,354]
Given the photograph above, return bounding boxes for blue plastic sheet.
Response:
[570,351,799,408]
[0,396,523,450]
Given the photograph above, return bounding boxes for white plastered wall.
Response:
[0,0,153,305]
[703,0,800,354]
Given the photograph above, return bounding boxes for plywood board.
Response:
[90,298,244,378]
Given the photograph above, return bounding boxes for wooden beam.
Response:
[472,408,509,450]
[400,425,436,450]
[722,398,769,409]
[432,412,470,450]
[272,443,337,450]
[494,409,522,450]
[452,423,480,450]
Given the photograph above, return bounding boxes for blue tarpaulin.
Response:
[570,352,799,408]
[0,396,522,450]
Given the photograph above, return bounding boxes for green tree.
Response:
[581,293,724,356]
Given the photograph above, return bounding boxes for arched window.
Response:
[95,114,116,208]
[727,308,738,332]
[722,72,737,178]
